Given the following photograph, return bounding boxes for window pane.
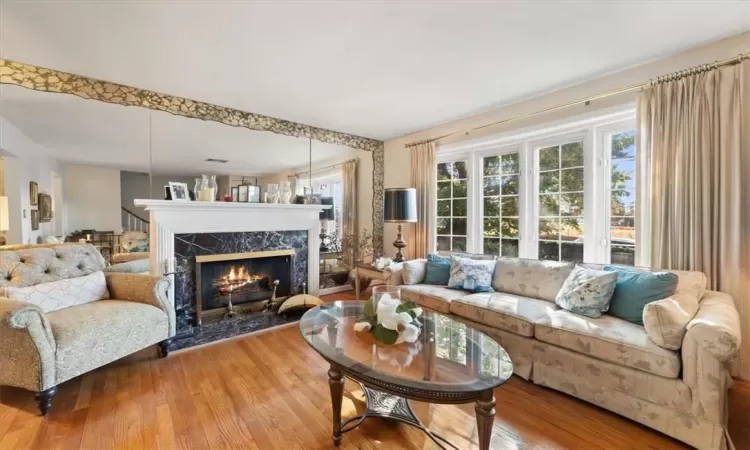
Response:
[484,238,500,255]
[611,218,635,242]
[501,239,519,257]
[539,219,560,240]
[560,168,584,192]
[484,197,500,216]
[453,199,467,216]
[437,236,451,252]
[611,131,636,160]
[453,161,467,179]
[502,153,519,174]
[539,241,559,261]
[484,156,500,176]
[452,237,467,252]
[609,129,637,265]
[437,218,450,235]
[453,180,468,198]
[560,193,583,216]
[437,163,451,181]
[437,181,451,199]
[539,194,559,217]
[539,171,559,193]
[611,245,635,266]
[452,218,467,236]
[561,242,584,262]
[539,146,559,170]
[501,175,519,195]
[483,218,500,237]
[437,199,451,216]
[501,196,518,216]
[501,218,519,238]
[611,162,635,190]
[483,177,500,196]
[561,217,584,242]
[611,189,635,215]
[561,141,584,168]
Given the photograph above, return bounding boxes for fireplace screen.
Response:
[195,249,295,325]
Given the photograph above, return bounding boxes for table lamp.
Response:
[0,196,8,245]
[384,188,417,262]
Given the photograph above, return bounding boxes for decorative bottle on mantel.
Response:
[209,175,218,202]
[280,181,292,204]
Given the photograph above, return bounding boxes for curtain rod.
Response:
[405,52,749,148]
[290,157,359,178]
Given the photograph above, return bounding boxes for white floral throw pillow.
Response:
[555,265,617,318]
[447,256,495,293]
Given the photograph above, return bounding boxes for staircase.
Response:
[122,207,149,232]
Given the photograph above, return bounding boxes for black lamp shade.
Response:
[320,197,335,221]
[384,188,417,223]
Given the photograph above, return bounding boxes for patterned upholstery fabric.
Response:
[437,251,496,261]
[458,316,535,379]
[450,292,558,337]
[554,266,617,318]
[402,259,427,285]
[492,257,574,302]
[447,257,495,293]
[106,273,174,335]
[105,259,150,274]
[49,300,168,384]
[535,310,681,378]
[400,284,468,314]
[0,244,105,288]
[112,251,150,264]
[643,293,697,350]
[6,271,109,313]
[120,231,149,253]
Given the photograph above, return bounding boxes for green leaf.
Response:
[371,325,399,345]
[363,298,375,317]
[396,300,417,314]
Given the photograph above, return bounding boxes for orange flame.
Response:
[218,265,263,292]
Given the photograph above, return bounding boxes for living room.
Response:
[0,2,748,449]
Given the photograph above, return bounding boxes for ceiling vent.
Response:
[205,158,229,163]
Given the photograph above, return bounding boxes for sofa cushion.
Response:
[48,299,169,384]
[400,284,468,314]
[402,259,427,285]
[450,292,558,337]
[602,266,678,324]
[554,266,617,318]
[492,257,574,302]
[447,256,495,293]
[535,310,681,378]
[0,244,106,288]
[5,271,109,313]
[423,253,451,285]
[643,294,696,350]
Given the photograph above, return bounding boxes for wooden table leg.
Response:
[328,364,345,446]
[475,389,496,450]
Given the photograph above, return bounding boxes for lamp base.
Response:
[392,224,407,263]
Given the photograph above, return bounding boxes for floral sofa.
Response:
[385,255,741,450]
[0,243,173,415]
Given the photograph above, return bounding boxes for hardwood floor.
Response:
[1,292,748,449]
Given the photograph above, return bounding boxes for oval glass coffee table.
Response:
[300,301,513,449]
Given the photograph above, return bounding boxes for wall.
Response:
[383,32,750,260]
[65,165,122,233]
[0,117,63,244]
[120,171,198,224]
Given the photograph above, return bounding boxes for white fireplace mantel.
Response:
[133,200,331,306]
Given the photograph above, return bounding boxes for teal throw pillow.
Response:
[555,266,618,318]
[423,253,451,285]
[603,266,678,325]
[447,256,495,293]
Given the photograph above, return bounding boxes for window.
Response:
[482,152,520,257]
[432,109,644,265]
[537,141,584,262]
[436,160,468,252]
[435,315,467,364]
[608,130,636,265]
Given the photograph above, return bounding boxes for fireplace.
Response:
[195,249,294,325]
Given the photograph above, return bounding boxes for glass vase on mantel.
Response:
[265,183,280,204]
[279,181,292,204]
[197,174,217,201]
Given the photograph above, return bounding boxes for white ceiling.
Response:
[0,84,359,176]
[1,1,749,141]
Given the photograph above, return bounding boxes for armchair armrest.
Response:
[105,273,175,336]
[0,298,57,391]
[681,290,740,424]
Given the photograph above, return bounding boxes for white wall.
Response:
[120,171,198,225]
[65,165,122,233]
[0,117,63,244]
[383,31,750,260]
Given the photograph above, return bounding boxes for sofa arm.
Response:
[384,262,404,286]
[0,298,57,391]
[681,290,740,424]
[105,273,175,336]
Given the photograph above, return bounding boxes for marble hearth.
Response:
[133,200,329,350]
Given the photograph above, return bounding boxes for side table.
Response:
[354,264,393,300]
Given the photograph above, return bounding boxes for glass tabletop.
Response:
[299,301,513,395]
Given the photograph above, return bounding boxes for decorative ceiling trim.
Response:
[0,58,385,254]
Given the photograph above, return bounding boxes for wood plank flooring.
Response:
[1,292,748,449]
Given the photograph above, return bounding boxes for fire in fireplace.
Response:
[195,249,295,325]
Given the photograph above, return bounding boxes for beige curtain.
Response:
[638,61,750,378]
[409,142,436,259]
[341,160,358,267]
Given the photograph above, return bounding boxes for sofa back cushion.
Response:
[5,271,109,313]
[554,266,618,318]
[423,253,451,285]
[447,256,495,293]
[437,251,495,261]
[0,244,106,288]
[580,263,706,302]
[603,265,679,325]
[492,257,574,302]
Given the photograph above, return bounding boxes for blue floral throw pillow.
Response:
[555,266,618,318]
[447,256,495,293]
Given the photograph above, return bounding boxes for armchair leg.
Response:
[35,387,57,416]
[157,338,172,358]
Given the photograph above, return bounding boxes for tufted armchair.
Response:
[0,244,174,415]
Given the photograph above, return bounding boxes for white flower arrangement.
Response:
[371,256,393,270]
[354,294,422,344]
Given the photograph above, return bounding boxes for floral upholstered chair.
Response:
[0,243,173,415]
